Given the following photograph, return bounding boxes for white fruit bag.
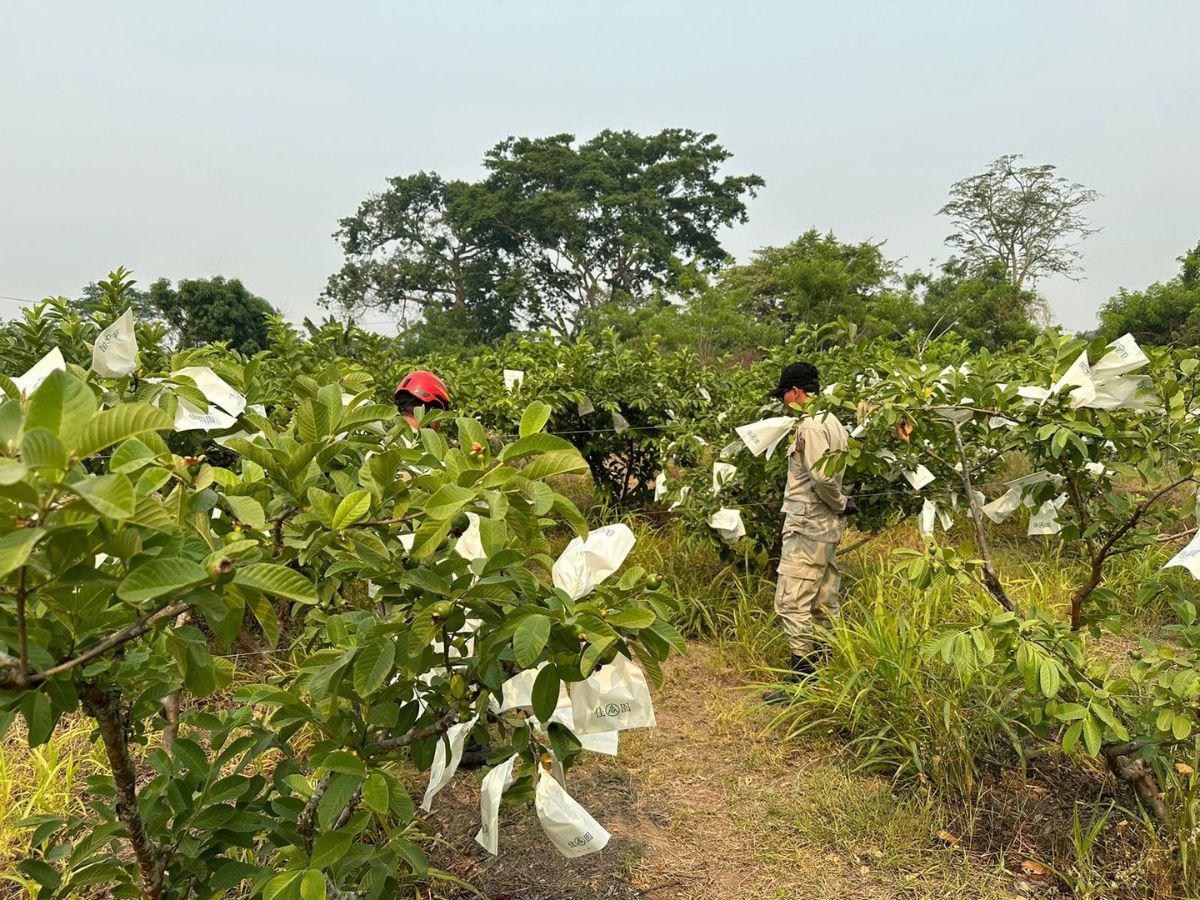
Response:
[13,347,66,396]
[421,716,478,812]
[571,652,656,735]
[983,486,1024,524]
[1091,333,1148,380]
[918,500,937,538]
[712,461,737,495]
[577,395,594,416]
[653,471,667,502]
[1165,532,1200,580]
[173,399,239,432]
[503,369,524,391]
[538,694,618,756]
[903,465,935,491]
[735,416,796,458]
[551,523,636,600]
[611,411,630,433]
[173,366,246,417]
[91,309,138,377]
[1051,351,1096,408]
[499,662,567,712]
[708,507,745,544]
[454,511,486,562]
[534,771,611,858]
[1027,496,1066,536]
[474,754,518,855]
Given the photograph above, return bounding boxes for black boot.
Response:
[762,653,816,704]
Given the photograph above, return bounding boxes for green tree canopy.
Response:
[324,129,763,341]
[908,258,1041,349]
[147,275,276,354]
[1098,241,1200,345]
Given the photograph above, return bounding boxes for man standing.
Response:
[764,361,851,704]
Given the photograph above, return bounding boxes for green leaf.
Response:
[225,495,266,529]
[1062,720,1082,753]
[1173,711,1193,741]
[0,528,45,578]
[513,615,551,668]
[500,433,576,462]
[519,401,552,438]
[20,428,66,470]
[520,449,589,480]
[1082,716,1102,756]
[332,490,372,530]
[1038,659,1061,699]
[362,772,389,816]
[26,370,97,451]
[606,607,656,630]
[0,459,28,485]
[74,402,174,459]
[531,664,560,723]
[117,558,209,604]
[72,473,136,519]
[109,438,156,473]
[233,563,318,604]
[311,830,352,869]
[424,484,474,520]
[353,639,396,697]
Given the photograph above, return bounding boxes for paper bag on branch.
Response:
[1165,532,1200,580]
[13,347,66,396]
[653,471,667,502]
[173,399,238,433]
[535,772,611,858]
[173,366,246,417]
[91,309,138,377]
[475,755,518,855]
[983,486,1024,524]
[735,416,796,458]
[708,506,745,543]
[503,369,524,391]
[571,652,656,735]
[712,461,737,495]
[552,524,636,600]
[421,716,479,812]
[903,465,935,491]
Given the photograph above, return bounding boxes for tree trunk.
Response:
[79,682,166,899]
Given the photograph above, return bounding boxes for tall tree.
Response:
[1098,241,1200,345]
[717,230,919,338]
[908,258,1040,350]
[939,154,1100,291]
[147,276,275,354]
[323,130,763,340]
[323,172,523,343]
[480,129,763,333]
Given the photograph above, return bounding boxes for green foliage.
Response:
[1098,240,1200,345]
[147,275,276,354]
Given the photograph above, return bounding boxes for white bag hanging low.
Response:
[735,416,796,459]
[1027,495,1067,536]
[668,485,692,511]
[918,500,937,538]
[475,754,518,855]
[91,309,138,377]
[454,511,486,562]
[571,652,656,735]
[903,465,935,491]
[712,461,737,495]
[708,507,745,544]
[173,399,239,432]
[421,716,478,812]
[12,347,66,396]
[983,486,1024,524]
[551,524,636,600]
[534,771,611,858]
[173,366,247,417]
[1165,532,1200,580]
[653,471,668,502]
[502,369,524,391]
[577,396,594,416]
[611,411,630,433]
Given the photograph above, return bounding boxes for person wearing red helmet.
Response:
[393,370,451,430]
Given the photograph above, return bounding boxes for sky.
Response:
[2,1,1197,334]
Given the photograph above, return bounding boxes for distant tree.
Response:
[909,258,1041,350]
[939,154,1100,291]
[1098,241,1200,345]
[147,276,275,354]
[323,172,523,344]
[717,230,921,338]
[480,129,763,333]
[324,130,763,340]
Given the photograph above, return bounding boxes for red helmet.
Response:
[394,370,451,410]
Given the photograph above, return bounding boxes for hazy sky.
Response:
[3,1,1197,333]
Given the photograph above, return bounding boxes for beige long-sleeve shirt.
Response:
[781,411,848,543]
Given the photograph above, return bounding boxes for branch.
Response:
[371,709,459,754]
[953,421,1013,611]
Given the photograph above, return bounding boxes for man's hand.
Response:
[842,496,859,516]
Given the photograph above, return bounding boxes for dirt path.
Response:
[425,644,1015,899]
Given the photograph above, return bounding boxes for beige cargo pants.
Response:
[774,532,840,655]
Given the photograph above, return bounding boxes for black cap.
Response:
[772,361,820,398]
